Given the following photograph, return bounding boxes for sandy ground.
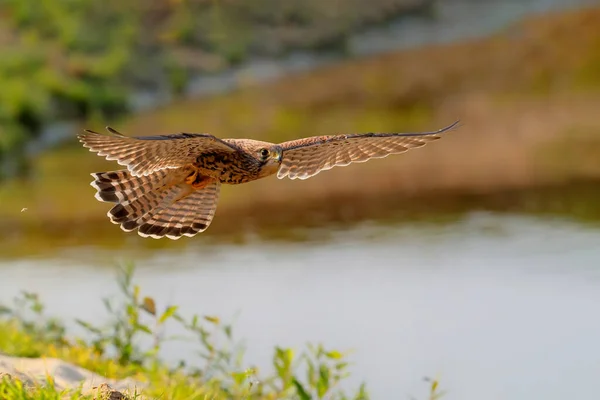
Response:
[0,354,143,397]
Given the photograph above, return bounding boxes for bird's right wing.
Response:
[78,127,238,177]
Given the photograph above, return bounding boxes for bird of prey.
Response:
[78,120,460,239]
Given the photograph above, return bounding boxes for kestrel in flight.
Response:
[78,120,460,239]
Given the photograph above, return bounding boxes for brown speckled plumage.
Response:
[78,120,460,239]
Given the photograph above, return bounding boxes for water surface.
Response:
[2,211,600,400]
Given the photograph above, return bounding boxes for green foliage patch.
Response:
[0,263,379,399]
[0,0,427,174]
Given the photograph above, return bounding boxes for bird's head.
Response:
[245,140,283,178]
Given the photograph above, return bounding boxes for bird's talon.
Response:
[191,180,209,189]
[185,170,198,185]
[186,169,210,189]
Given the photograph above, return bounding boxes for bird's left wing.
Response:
[78,127,238,177]
[277,120,460,180]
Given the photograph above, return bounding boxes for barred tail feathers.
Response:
[90,169,220,239]
[91,169,171,203]
[137,181,220,239]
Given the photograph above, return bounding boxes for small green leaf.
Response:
[292,378,311,400]
[75,319,103,335]
[126,304,137,319]
[325,350,343,359]
[317,380,327,398]
[335,361,349,370]
[283,348,294,365]
[224,324,232,339]
[204,315,220,324]
[135,323,152,335]
[319,365,330,383]
[172,312,185,323]
[231,371,247,386]
[354,383,369,400]
[318,364,330,397]
[159,305,178,324]
[102,297,113,312]
[306,358,316,387]
[433,390,447,400]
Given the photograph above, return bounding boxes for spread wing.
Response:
[78,127,238,177]
[277,120,460,180]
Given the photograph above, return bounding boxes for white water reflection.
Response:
[2,212,600,399]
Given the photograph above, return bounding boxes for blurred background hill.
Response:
[2,1,600,399]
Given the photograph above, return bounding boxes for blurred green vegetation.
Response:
[0,0,431,177]
[0,0,138,176]
[0,264,379,399]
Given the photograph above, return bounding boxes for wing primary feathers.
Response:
[358,119,461,138]
[133,133,216,141]
[437,119,461,134]
[106,126,126,136]
[279,119,461,152]
[81,127,126,138]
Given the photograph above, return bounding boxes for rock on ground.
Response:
[0,354,145,398]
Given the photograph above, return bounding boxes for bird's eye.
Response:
[259,148,270,158]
